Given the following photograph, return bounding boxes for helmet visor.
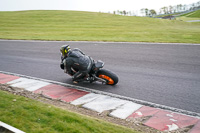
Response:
[60,48,65,56]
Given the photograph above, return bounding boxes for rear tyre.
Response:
[96,69,118,85]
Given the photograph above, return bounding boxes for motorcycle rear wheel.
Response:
[96,69,118,85]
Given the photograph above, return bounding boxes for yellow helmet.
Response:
[60,45,71,56]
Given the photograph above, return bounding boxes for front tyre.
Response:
[96,69,118,85]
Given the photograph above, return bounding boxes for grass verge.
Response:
[0,89,140,133]
[180,9,200,18]
[177,10,200,22]
[0,10,199,43]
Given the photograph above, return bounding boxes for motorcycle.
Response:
[70,58,119,85]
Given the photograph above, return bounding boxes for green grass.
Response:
[177,9,200,22]
[177,16,200,22]
[180,10,200,18]
[0,10,199,43]
[0,90,139,133]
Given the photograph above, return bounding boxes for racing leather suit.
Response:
[60,48,92,82]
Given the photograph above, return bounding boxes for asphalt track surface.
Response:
[0,40,200,113]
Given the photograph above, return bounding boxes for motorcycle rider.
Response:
[60,45,92,83]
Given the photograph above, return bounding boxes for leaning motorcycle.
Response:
[70,58,119,85]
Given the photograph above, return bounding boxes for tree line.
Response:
[113,1,200,17]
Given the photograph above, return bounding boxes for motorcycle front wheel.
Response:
[96,69,118,85]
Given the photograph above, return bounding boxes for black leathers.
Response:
[61,48,92,81]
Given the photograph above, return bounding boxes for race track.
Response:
[0,40,200,113]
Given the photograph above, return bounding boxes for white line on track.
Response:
[0,39,200,46]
